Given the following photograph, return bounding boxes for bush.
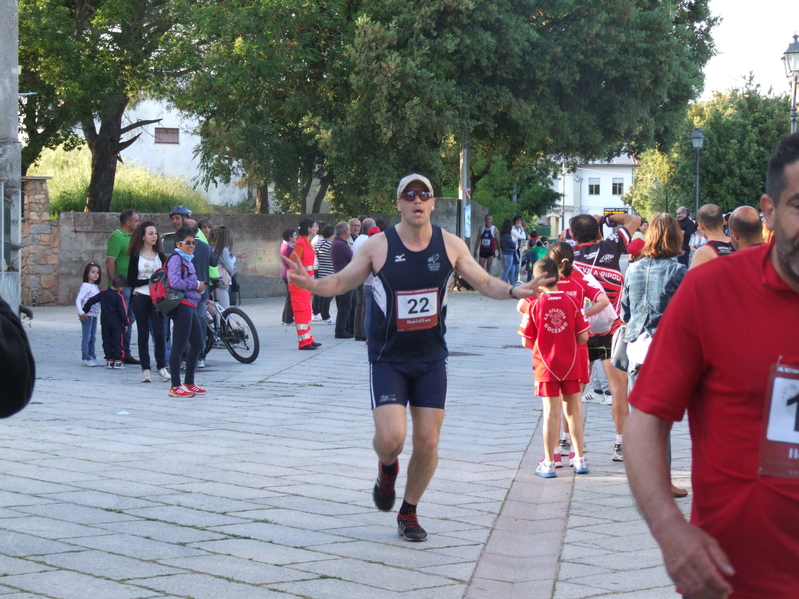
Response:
[28,144,215,217]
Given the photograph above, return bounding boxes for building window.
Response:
[154,127,179,144]
[588,178,600,195]
[612,178,624,195]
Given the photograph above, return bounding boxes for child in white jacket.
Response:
[76,263,102,366]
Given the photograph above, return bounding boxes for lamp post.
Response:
[783,34,799,134]
[690,127,705,215]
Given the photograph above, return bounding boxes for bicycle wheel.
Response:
[204,324,214,356]
[221,307,260,363]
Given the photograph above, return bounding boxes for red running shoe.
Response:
[183,384,206,395]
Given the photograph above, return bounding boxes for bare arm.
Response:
[625,410,734,599]
[576,330,589,345]
[105,257,116,284]
[609,212,642,233]
[689,245,715,270]
[283,239,375,297]
[583,292,610,318]
[445,232,551,299]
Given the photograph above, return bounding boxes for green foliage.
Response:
[28,145,213,218]
[159,0,717,214]
[626,80,791,218]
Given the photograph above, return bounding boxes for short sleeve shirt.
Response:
[629,242,799,598]
[106,228,131,288]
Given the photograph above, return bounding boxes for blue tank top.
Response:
[368,225,454,364]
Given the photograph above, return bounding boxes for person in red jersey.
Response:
[519,258,590,478]
[624,133,799,599]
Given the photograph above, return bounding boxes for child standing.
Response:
[76,263,102,367]
[82,274,130,369]
[519,258,591,478]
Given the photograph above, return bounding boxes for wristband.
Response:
[509,282,522,298]
[601,214,613,228]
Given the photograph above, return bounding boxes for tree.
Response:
[18,0,181,211]
[164,0,717,214]
[626,80,791,218]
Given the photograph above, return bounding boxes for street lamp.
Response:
[783,34,799,134]
[690,127,705,215]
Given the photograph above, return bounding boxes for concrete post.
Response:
[0,0,22,307]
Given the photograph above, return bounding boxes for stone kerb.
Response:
[21,177,58,306]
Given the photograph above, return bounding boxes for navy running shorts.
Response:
[369,359,448,410]
[587,332,613,362]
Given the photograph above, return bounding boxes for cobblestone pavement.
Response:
[1,293,690,598]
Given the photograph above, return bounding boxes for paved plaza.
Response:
[0,293,691,598]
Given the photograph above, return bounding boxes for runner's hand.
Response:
[513,273,554,299]
[658,519,734,599]
[281,254,313,290]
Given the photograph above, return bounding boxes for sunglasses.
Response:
[177,240,196,246]
[400,190,433,201]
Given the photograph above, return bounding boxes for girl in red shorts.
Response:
[518,258,591,478]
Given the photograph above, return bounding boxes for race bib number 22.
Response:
[395,288,439,332]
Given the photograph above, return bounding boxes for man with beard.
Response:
[624,133,799,599]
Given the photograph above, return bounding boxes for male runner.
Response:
[284,174,550,542]
[689,204,734,270]
[474,214,499,273]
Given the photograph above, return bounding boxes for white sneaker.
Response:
[572,456,590,474]
[92,358,104,367]
[196,359,206,369]
[535,461,557,479]
[583,391,602,403]
[141,369,152,383]
[599,393,613,405]
[158,368,171,382]
[83,359,97,367]
[312,314,322,321]
[323,318,334,325]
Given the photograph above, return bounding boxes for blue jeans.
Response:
[121,286,136,356]
[80,316,97,360]
[170,303,202,388]
[501,256,514,284]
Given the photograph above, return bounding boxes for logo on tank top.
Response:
[394,254,406,262]
[544,308,567,333]
[427,253,440,272]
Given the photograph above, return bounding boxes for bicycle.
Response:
[204,281,260,363]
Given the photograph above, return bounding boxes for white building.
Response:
[121,99,249,207]
[547,155,639,235]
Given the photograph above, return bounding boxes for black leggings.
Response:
[130,293,165,371]
[282,277,294,324]
[169,303,202,388]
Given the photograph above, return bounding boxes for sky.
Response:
[701,0,798,99]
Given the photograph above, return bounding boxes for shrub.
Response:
[28,144,215,217]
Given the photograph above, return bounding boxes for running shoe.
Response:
[183,384,206,395]
[583,390,603,403]
[312,314,322,321]
[372,460,399,511]
[535,461,557,478]
[83,359,96,367]
[572,456,590,474]
[169,386,195,398]
[113,361,126,369]
[612,443,623,462]
[559,438,571,455]
[323,318,334,325]
[196,359,206,369]
[158,368,170,382]
[553,453,563,468]
[599,392,613,405]
[106,361,113,369]
[397,511,427,542]
[91,358,104,367]
[141,369,151,383]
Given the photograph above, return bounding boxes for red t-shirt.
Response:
[521,291,589,382]
[557,271,601,382]
[629,242,799,598]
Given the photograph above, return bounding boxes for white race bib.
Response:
[395,288,439,332]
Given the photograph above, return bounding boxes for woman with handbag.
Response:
[620,213,687,497]
[165,226,207,398]
[126,221,169,383]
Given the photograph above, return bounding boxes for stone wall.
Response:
[21,178,59,306]
[40,196,482,306]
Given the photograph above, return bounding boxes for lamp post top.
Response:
[690,127,705,150]
[783,33,799,77]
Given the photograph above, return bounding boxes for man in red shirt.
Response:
[624,133,799,599]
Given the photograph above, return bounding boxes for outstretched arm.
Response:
[445,232,551,300]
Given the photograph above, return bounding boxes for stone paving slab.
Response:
[0,294,690,597]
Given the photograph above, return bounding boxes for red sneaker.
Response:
[169,386,194,398]
[183,384,206,395]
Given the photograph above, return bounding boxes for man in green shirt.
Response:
[106,209,140,364]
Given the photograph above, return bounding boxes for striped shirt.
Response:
[316,239,334,278]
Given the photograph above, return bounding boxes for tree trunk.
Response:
[83,98,126,213]
[255,183,270,214]
[311,171,332,213]
[299,170,314,213]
